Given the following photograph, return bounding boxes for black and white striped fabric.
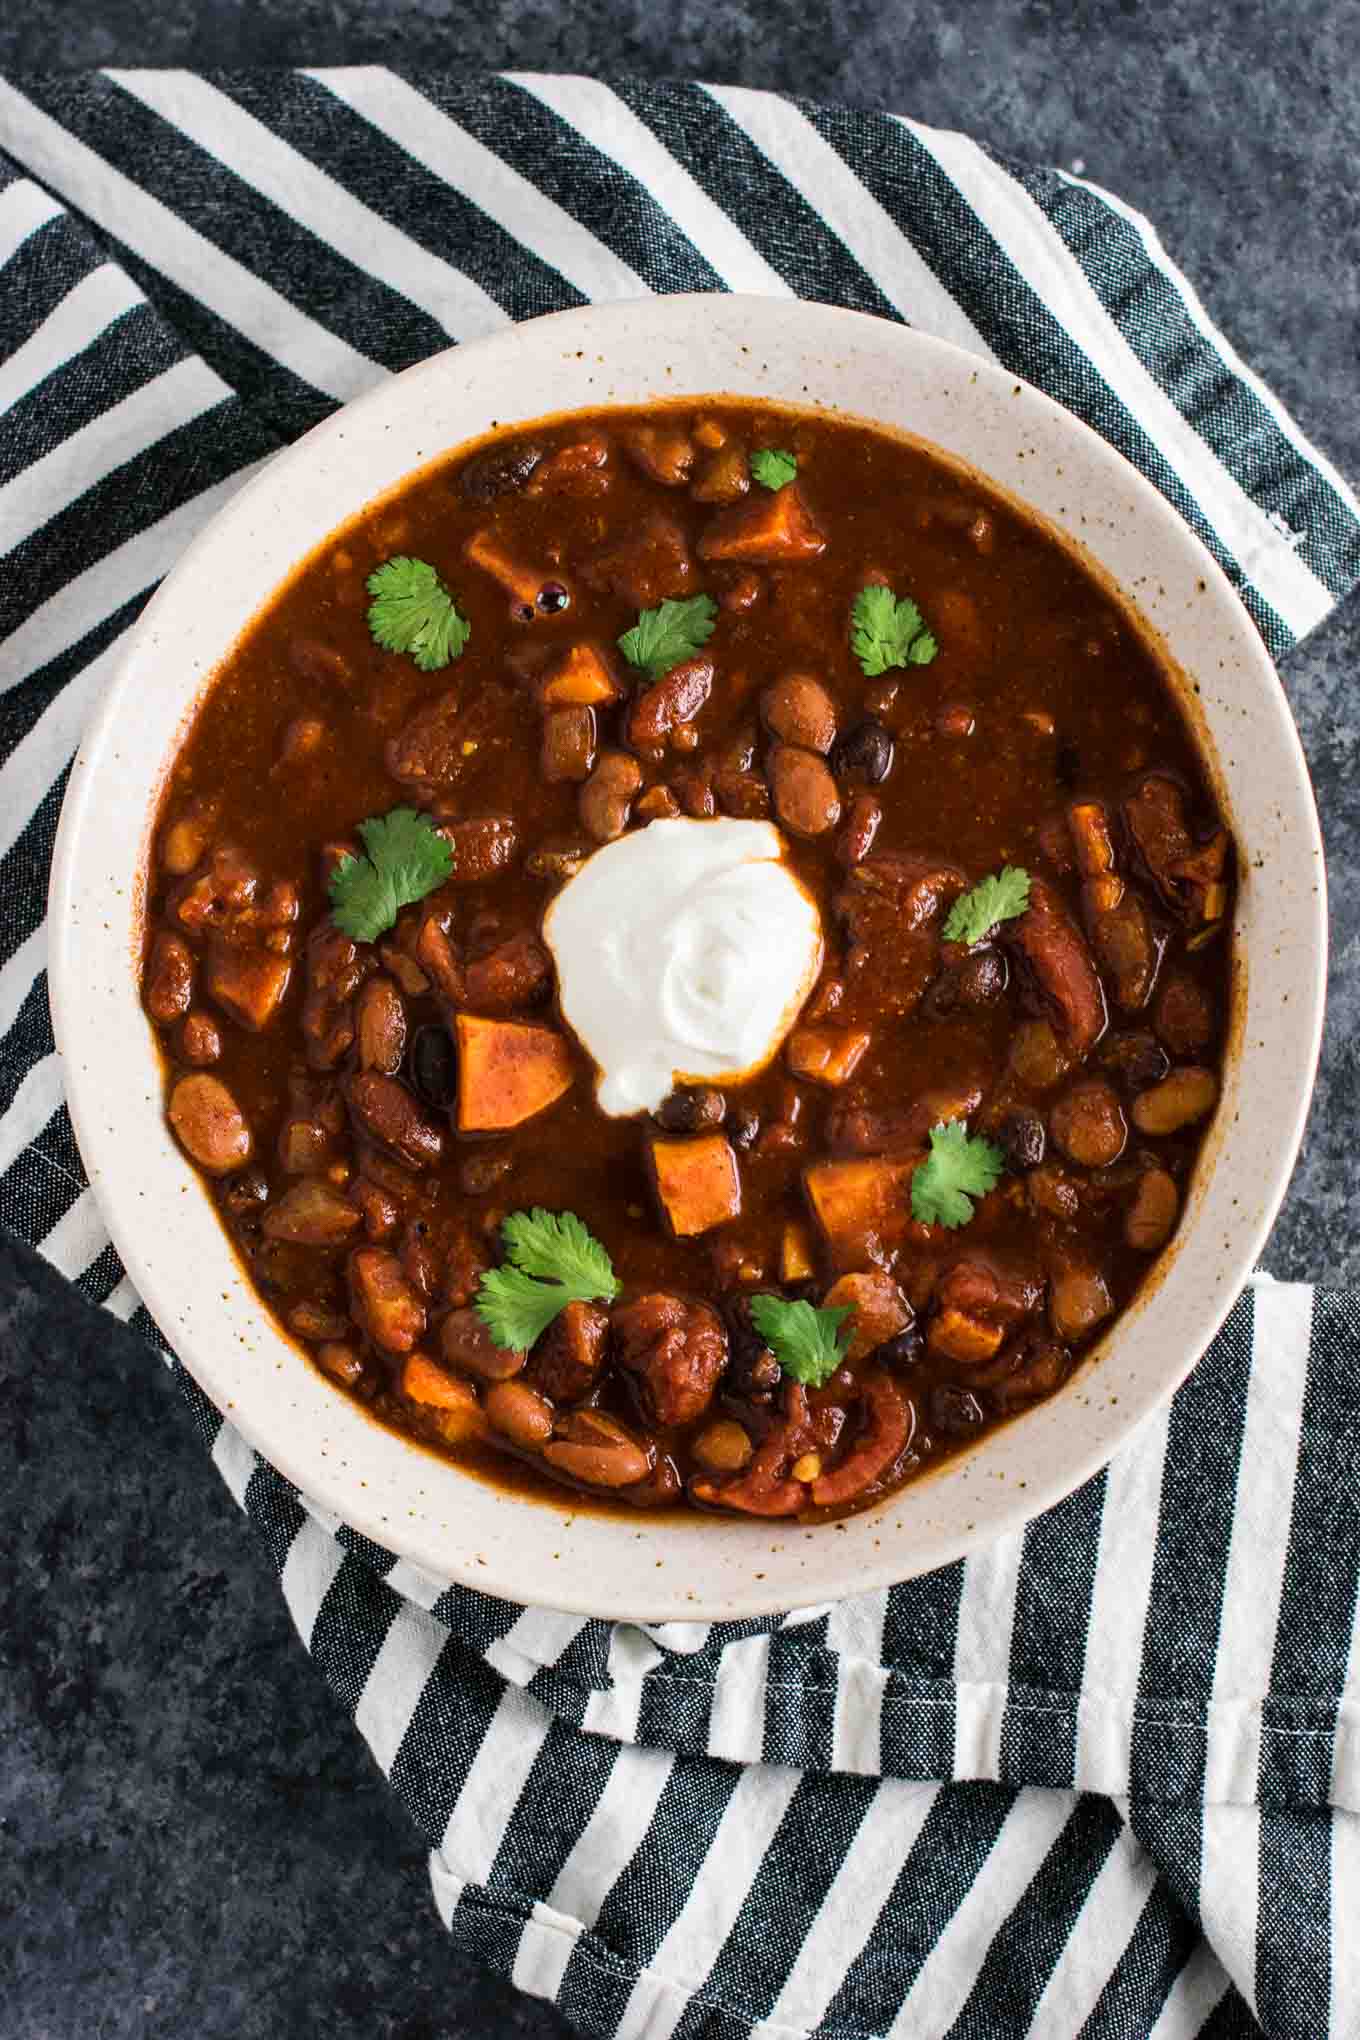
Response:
[3,69,1358,2040]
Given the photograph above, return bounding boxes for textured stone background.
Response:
[3,4,1358,2035]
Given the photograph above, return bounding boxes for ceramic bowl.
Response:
[48,295,1326,1620]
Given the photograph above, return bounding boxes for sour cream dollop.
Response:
[543,817,823,1118]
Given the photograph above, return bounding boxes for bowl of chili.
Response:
[48,295,1325,1619]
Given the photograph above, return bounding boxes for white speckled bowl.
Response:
[49,297,1325,1620]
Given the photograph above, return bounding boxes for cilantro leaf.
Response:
[617,594,718,681]
[327,807,454,943]
[750,448,798,491]
[749,1294,854,1389]
[474,1207,620,1352]
[366,556,470,672]
[942,866,1032,948]
[910,1122,1005,1230]
[850,583,938,676]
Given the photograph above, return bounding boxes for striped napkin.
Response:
[3,70,1359,2040]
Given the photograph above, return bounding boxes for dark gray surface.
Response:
[4,4,1358,2035]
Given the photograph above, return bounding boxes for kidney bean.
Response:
[347,1071,444,1170]
[356,976,407,1075]
[176,1010,222,1067]
[485,1380,555,1449]
[168,1074,253,1175]
[768,744,841,837]
[440,1305,525,1381]
[542,1409,653,1488]
[761,672,837,753]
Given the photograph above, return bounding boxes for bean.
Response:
[929,1385,986,1436]
[768,744,841,838]
[692,1420,754,1473]
[834,793,882,869]
[1007,1020,1071,1091]
[316,1342,365,1386]
[1130,1067,1218,1135]
[579,749,642,842]
[176,1010,222,1067]
[1099,1031,1170,1092]
[1049,1261,1114,1343]
[1125,1167,1180,1251]
[356,976,407,1075]
[1049,1079,1127,1168]
[409,1024,457,1111]
[830,719,894,784]
[760,672,837,753]
[168,1073,253,1175]
[542,1409,652,1488]
[998,1109,1046,1172]
[146,933,195,1024]
[485,1380,555,1449]
[440,1305,525,1381]
[655,1086,726,1133]
[159,799,216,876]
[347,1070,444,1170]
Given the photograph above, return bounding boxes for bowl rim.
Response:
[48,294,1327,1620]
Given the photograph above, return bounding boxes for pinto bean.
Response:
[347,1071,444,1170]
[712,767,771,820]
[1049,1079,1127,1168]
[768,745,841,838]
[168,1074,253,1175]
[485,1380,555,1449]
[316,1341,365,1386]
[440,1305,526,1381]
[349,1247,426,1354]
[579,749,643,842]
[1125,1167,1180,1251]
[356,976,407,1074]
[761,672,837,753]
[1154,975,1215,1055]
[542,1409,653,1488]
[1130,1067,1218,1135]
[146,933,195,1024]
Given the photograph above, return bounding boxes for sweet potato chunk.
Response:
[583,510,695,609]
[401,1353,482,1429]
[455,1014,574,1132]
[535,641,623,708]
[648,1133,742,1237]
[697,486,826,564]
[786,1025,872,1088]
[803,1155,916,1264]
[349,1247,426,1354]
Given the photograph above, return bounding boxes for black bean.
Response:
[656,1086,726,1133]
[458,439,544,503]
[1099,1031,1171,1093]
[831,719,894,785]
[930,1385,986,1435]
[219,1167,269,1221]
[409,1024,457,1111]
[874,1326,924,1370]
[955,946,1008,1004]
[998,1109,1046,1172]
[726,1103,760,1150]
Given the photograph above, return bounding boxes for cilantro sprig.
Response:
[850,583,938,676]
[328,807,454,943]
[475,1208,621,1353]
[749,1294,854,1390]
[943,867,1032,948]
[618,594,718,681]
[911,1122,1005,1230]
[367,556,471,672]
[750,448,798,491]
